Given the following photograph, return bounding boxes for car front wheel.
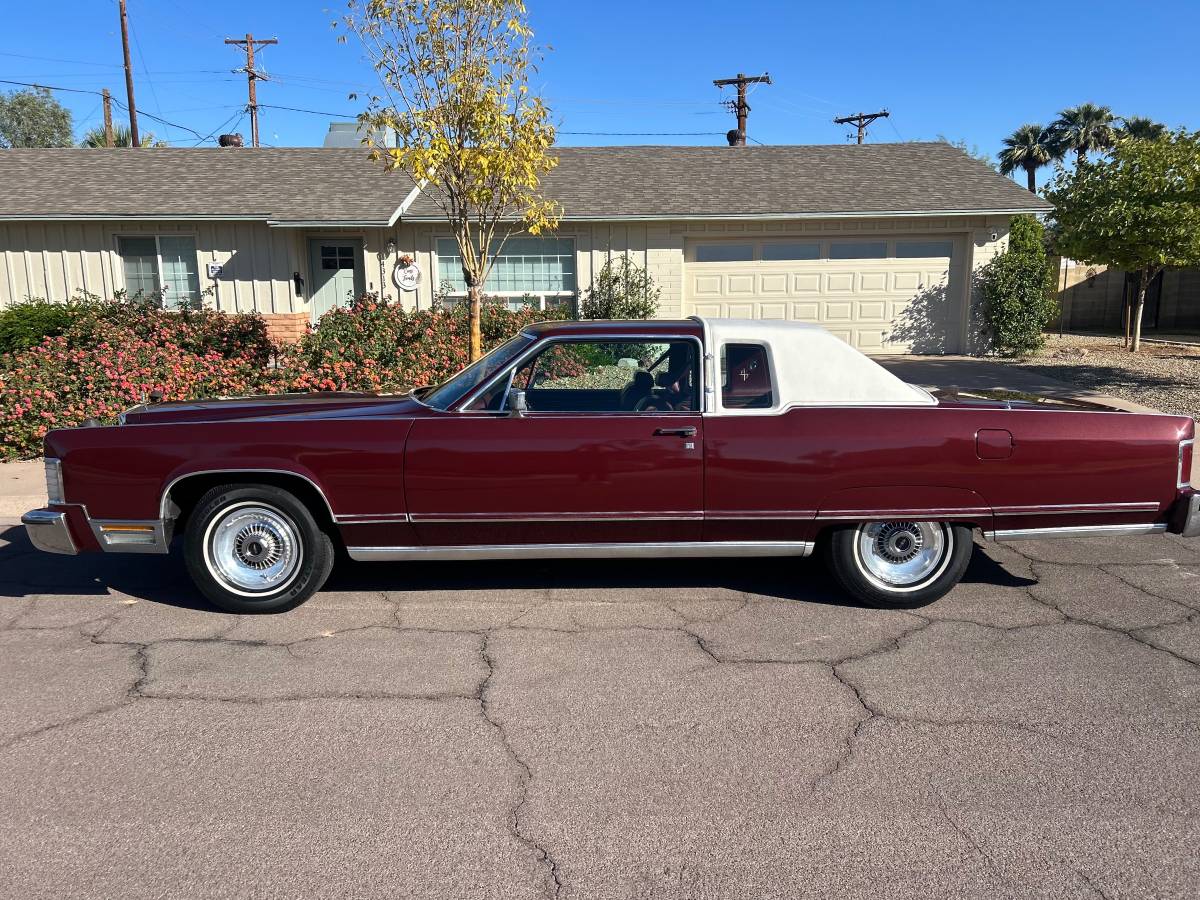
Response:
[184,484,334,614]
[824,520,973,608]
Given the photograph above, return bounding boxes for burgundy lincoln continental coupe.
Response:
[22,318,1199,613]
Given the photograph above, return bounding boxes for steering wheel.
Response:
[635,395,674,412]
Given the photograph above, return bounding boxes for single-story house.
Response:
[0,143,1048,353]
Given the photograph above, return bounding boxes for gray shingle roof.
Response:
[405,143,1050,219]
[0,143,1048,224]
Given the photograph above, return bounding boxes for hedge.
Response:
[0,294,570,459]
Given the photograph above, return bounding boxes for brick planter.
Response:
[262,312,310,345]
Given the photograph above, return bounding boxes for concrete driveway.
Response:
[1,517,1198,899]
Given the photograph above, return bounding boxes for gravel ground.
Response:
[1015,334,1200,421]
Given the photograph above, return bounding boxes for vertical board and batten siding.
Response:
[0,220,303,314]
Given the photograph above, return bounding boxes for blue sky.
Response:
[3,0,1195,186]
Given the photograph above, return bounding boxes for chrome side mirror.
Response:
[508,389,528,417]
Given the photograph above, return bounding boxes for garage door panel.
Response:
[760,273,789,294]
[684,237,959,353]
[824,302,853,322]
[792,274,821,293]
[859,272,888,292]
[727,274,755,295]
[826,273,855,292]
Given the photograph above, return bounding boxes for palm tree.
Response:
[79,124,160,147]
[1050,103,1116,164]
[998,124,1057,192]
[1118,116,1167,142]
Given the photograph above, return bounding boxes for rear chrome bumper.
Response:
[1170,491,1200,538]
[22,506,171,555]
[21,509,78,555]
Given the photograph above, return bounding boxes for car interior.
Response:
[467,339,699,414]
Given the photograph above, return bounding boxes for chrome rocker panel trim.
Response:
[21,509,78,555]
[985,523,1168,542]
[348,540,815,562]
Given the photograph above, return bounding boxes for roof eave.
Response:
[398,207,1051,223]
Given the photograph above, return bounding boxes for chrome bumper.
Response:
[22,507,172,555]
[1173,492,1200,538]
[21,509,78,555]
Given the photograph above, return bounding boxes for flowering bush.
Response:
[276,293,571,393]
[0,323,268,459]
[0,292,575,459]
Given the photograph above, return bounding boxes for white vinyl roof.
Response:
[695,318,936,414]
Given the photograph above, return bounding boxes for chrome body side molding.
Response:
[347,540,814,562]
[985,523,1168,542]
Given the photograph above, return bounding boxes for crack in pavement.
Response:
[478,631,564,900]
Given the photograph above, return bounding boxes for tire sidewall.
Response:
[185,485,332,614]
[826,522,974,608]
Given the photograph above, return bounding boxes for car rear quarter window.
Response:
[721,343,774,410]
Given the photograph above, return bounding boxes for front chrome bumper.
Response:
[22,506,172,555]
[21,509,78,555]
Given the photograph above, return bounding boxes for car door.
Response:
[404,336,704,547]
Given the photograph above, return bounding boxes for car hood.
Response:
[119,391,425,425]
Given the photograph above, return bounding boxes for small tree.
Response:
[80,125,161,148]
[0,87,73,148]
[342,0,559,361]
[1045,130,1200,351]
[978,216,1057,356]
[579,256,660,320]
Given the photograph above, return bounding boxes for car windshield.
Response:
[419,333,536,410]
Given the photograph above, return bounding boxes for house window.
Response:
[695,243,755,262]
[436,237,576,309]
[117,235,201,308]
[829,241,887,260]
[761,242,820,261]
[895,240,954,258]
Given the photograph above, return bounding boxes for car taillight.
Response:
[1181,439,1195,489]
[44,458,65,504]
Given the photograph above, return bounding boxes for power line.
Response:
[559,130,724,136]
[713,72,771,146]
[224,34,278,147]
[833,109,890,144]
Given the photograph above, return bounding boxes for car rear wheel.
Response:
[824,520,973,608]
[184,484,334,614]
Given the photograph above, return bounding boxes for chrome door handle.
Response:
[654,427,697,437]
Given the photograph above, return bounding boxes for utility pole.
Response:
[225,34,278,148]
[833,110,889,144]
[101,88,115,147]
[713,72,771,146]
[117,0,140,148]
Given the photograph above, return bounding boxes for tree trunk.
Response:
[468,282,483,362]
[1122,295,1131,349]
[1130,269,1150,353]
[1026,164,1036,193]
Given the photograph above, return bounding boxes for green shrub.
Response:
[979,216,1058,356]
[0,298,91,353]
[579,256,660,320]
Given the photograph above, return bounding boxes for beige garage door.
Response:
[684,236,961,354]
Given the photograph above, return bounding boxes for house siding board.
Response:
[0,219,307,315]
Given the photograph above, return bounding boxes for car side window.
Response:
[468,339,698,413]
[721,343,774,409]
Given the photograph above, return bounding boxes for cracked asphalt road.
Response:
[1,519,1198,899]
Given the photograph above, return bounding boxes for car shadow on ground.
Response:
[0,523,1033,615]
